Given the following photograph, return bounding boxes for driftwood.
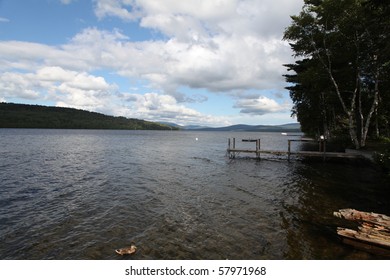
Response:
[334,209,390,254]
[334,208,390,229]
[339,234,390,257]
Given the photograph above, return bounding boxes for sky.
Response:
[0,0,304,127]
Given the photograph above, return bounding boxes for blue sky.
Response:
[0,0,303,126]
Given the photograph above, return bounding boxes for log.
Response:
[337,227,390,249]
[333,208,390,229]
[334,209,390,252]
[359,222,390,237]
[340,236,390,257]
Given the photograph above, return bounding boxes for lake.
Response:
[0,129,389,259]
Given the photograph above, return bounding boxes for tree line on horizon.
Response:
[0,102,177,130]
[283,0,389,149]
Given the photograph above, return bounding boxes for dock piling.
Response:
[288,140,291,162]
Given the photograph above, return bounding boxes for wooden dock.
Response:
[226,137,365,161]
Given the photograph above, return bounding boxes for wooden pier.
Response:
[227,137,365,161]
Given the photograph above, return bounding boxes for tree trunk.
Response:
[361,67,380,147]
[320,92,330,138]
[315,37,361,149]
[326,65,360,149]
[375,108,380,138]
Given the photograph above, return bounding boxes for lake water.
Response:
[0,129,389,259]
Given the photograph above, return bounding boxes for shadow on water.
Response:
[280,161,390,259]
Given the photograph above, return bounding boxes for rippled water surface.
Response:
[0,129,389,259]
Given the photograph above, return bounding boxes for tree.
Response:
[284,0,389,149]
[284,58,342,138]
[364,0,390,138]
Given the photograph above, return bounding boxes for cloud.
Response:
[122,92,229,126]
[0,66,117,112]
[163,35,292,92]
[0,66,225,126]
[1,0,302,95]
[36,66,75,82]
[39,68,118,112]
[0,17,10,23]
[60,0,76,5]
[0,41,87,71]
[0,72,41,100]
[0,0,303,125]
[93,0,140,21]
[234,96,290,116]
[93,0,302,39]
[89,0,303,94]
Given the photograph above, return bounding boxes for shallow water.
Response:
[0,129,388,259]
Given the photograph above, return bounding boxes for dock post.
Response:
[228,138,235,159]
[288,140,291,162]
[231,138,236,159]
[228,138,231,158]
[256,139,260,160]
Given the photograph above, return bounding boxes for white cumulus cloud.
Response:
[0,66,118,113]
[89,0,302,94]
[122,92,229,126]
[234,96,290,116]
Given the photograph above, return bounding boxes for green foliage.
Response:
[0,103,178,130]
[284,58,342,137]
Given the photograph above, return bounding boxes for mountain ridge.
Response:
[1,102,301,132]
[159,122,301,132]
[0,102,176,130]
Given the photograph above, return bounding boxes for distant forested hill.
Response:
[0,103,176,130]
